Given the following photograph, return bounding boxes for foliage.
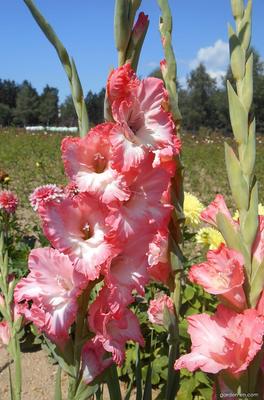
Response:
[59,96,78,127]
[38,85,59,126]
[85,88,105,126]
[13,81,40,126]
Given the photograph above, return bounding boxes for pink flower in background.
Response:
[200,194,236,229]
[0,321,10,347]
[174,305,264,375]
[14,247,87,344]
[147,230,171,284]
[29,184,64,211]
[88,286,144,364]
[189,244,246,310]
[81,338,113,384]
[147,293,174,325]
[0,190,18,214]
[38,193,118,280]
[62,123,130,204]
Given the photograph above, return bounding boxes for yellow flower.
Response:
[233,203,264,221]
[183,192,204,228]
[259,203,264,215]
[196,227,225,250]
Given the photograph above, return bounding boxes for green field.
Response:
[0,128,263,228]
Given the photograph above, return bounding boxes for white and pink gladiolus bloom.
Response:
[14,247,88,344]
[81,338,113,384]
[174,305,264,375]
[147,293,174,326]
[88,286,144,365]
[107,63,180,173]
[14,63,181,382]
[38,193,118,280]
[147,229,171,284]
[0,190,18,214]
[200,194,238,229]
[0,320,11,347]
[189,244,247,311]
[61,123,130,204]
[105,153,172,241]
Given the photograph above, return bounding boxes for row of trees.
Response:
[0,49,264,133]
[0,80,105,127]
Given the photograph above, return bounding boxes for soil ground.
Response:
[0,347,68,400]
[0,347,140,400]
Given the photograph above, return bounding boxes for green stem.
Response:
[70,286,91,397]
[8,333,22,400]
[106,364,122,400]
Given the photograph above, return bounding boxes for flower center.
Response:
[82,222,92,240]
[93,153,107,173]
[56,275,71,291]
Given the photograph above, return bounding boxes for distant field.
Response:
[0,128,263,228]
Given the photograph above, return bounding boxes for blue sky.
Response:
[0,0,263,102]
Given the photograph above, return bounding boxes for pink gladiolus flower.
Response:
[88,286,144,364]
[104,233,151,306]
[0,321,10,347]
[81,338,113,384]
[147,294,174,325]
[200,194,236,229]
[252,216,264,265]
[64,181,80,197]
[29,184,64,211]
[14,248,87,344]
[107,63,139,104]
[189,244,246,310]
[108,65,178,172]
[0,190,18,214]
[106,154,172,240]
[174,305,264,375]
[38,193,118,280]
[61,123,130,204]
[147,230,171,284]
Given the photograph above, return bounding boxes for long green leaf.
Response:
[106,364,122,400]
[135,344,143,400]
[142,362,152,400]
[23,0,89,137]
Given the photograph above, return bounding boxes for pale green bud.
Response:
[227,81,248,144]
[228,24,245,81]
[225,142,249,211]
[231,0,244,20]
[114,0,131,53]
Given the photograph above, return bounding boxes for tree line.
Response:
[0,48,263,133]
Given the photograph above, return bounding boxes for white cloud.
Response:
[207,69,226,86]
[190,39,229,70]
[189,39,229,86]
